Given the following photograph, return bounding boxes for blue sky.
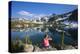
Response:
[10,1,77,19]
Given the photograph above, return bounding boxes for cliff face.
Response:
[69,9,78,21]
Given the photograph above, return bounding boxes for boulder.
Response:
[33,46,42,52]
[24,44,34,52]
[64,45,75,50]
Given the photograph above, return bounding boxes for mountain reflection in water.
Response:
[11,25,78,46]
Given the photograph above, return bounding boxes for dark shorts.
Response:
[44,46,49,48]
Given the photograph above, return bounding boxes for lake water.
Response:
[11,26,78,45]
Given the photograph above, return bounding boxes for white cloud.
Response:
[18,10,47,19]
[18,10,32,16]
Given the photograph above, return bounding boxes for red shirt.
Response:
[43,38,49,46]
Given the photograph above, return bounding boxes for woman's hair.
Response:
[44,34,48,38]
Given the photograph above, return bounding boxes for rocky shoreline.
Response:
[11,36,78,53]
[23,44,78,52]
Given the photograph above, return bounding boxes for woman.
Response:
[43,34,52,49]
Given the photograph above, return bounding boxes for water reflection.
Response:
[11,25,78,46]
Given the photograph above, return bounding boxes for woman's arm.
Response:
[48,37,52,40]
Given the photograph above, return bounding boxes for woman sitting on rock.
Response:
[43,34,52,49]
